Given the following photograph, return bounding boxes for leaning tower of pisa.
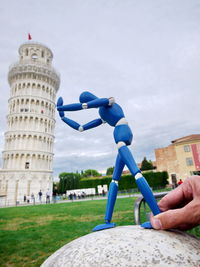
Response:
[0,41,60,205]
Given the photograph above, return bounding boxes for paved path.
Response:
[1,191,170,208]
[0,193,141,208]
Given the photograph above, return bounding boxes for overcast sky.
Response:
[0,0,199,177]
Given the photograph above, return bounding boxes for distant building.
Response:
[155,134,200,184]
[0,41,60,205]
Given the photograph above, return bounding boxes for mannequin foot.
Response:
[92,222,116,232]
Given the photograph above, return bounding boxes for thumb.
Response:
[150,207,190,230]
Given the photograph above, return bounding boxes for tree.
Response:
[81,169,101,178]
[53,182,59,196]
[58,172,80,193]
[141,157,154,171]
[106,166,114,175]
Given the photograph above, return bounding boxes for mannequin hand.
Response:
[57,97,64,117]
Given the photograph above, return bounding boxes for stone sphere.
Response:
[41,225,200,267]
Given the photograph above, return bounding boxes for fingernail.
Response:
[151,217,162,230]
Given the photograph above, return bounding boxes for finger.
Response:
[151,199,200,230]
[175,223,198,231]
[158,182,192,211]
[151,201,198,230]
[150,215,198,231]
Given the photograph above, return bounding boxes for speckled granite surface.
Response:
[41,225,200,267]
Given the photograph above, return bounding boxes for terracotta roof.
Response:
[171,134,200,144]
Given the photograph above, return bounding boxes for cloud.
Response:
[0,0,199,177]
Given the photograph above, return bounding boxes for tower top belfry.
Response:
[8,41,60,91]
[19,42,53,65]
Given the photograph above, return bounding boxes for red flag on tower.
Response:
[28,33,32,40]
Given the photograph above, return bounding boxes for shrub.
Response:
[79,171,168,192]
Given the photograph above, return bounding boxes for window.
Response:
[186,157,193,166]
[25,162,30,169]
[184,145,190,152]
[193,171,200,175]
[32,54,38,60]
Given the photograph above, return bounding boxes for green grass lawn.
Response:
[0,197,199,267]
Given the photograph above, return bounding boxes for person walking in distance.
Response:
[38,190,42,203]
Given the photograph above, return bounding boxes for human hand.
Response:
[150,175,200,230]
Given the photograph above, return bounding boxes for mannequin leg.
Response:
[118,145,160,216]
[92,153,125,231]
[104,153,125,223]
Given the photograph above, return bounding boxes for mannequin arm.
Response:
[85,97,114,109]
[61,116,104,131]
[57,96,115,112]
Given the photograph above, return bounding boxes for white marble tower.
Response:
[0,41,60,205]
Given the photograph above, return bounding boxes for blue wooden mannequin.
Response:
[57,91,160,231]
